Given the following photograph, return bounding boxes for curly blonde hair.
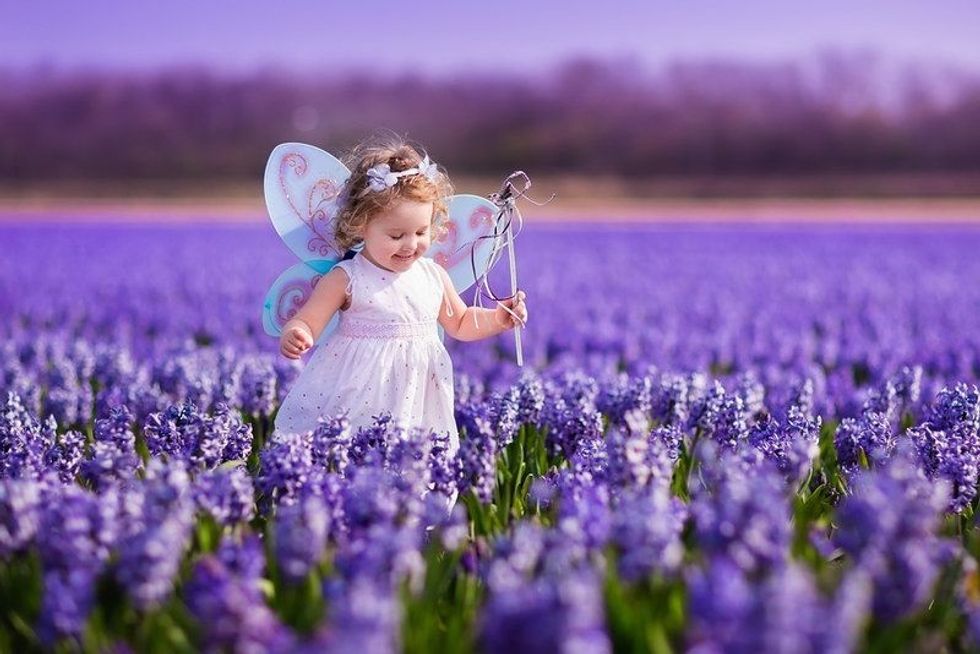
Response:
[334,133,454,252]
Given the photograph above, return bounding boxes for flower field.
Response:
[3,221,980,652]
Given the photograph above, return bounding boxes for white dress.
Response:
[273,252,458,455]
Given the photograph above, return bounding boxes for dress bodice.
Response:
[333,253,445,338]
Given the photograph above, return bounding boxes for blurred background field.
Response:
[2,0,979,223]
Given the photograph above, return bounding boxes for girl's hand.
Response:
[280,322,314,359]
[494,290,528,331]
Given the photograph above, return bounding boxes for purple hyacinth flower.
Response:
[349,413,396,467]
[317,575,403,654]
[38,568,99,646]
[834,444,952,622]
[515,373,545,425]
[611,484,687,581]
[650,371,705,427]
[114,461,194,610]
[186,554,296,653]
[926,382,980,433]
[338,524,426,595]
[43,428,86,484]
[488,387,521,448]
[80,407,141,490]
[202,402,254,467]
[596,373,653,431]
[36,484,117,642]
[274,494,328,583]
[479,559,611,654]
[341,466,402,538]
[455,402,498,503]
[193,464,255,526]
[690,444,792,574]
[238,355,278,417]
[311,413,352,473]
[143,401,203,460]
[834,410,895,472]
[541,397,604,460]
[748,406,821,483]
[862,365,923,424]
[216,533,266,584]
[0,477,43,556]
[604,426,675,492]
[0,392,53,479]
[257,431,316,511]
[687,557,868,654]
[43,354,92,428]
[556,483,611,553]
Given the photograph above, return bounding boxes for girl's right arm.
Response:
[279,267,350,359]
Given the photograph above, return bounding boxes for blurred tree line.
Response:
[1,52,978,181]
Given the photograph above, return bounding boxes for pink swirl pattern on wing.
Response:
[436,207,495,269]
[278,152,342,258]
[274,278,316,327]
[308,179,341,256]
[470,205,494,229]
[432,221,458,269]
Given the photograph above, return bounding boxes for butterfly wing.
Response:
[426,194,501,293]
[264,143,351,262]
[262,259,341,345]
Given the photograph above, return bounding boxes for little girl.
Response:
[273,136,528,456]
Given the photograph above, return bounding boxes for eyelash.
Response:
[391,231,428,240]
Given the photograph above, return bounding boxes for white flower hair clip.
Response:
[360,155,440,196]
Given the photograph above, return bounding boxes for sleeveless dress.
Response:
[273,252,459,455]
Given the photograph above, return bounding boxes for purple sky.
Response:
[3,0,980,75]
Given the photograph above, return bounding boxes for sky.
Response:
[2,0,979,75]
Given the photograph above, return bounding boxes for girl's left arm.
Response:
[436,265,527,342]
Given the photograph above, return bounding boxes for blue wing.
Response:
[262,259,341,345]
[426,194,502,293]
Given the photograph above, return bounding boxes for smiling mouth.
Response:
[394,253,415,261]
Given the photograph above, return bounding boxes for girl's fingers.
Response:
[496,294,529,329]
[282,338,306,357]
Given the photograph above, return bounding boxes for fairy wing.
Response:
[264,143,350,262]
[426,194,501,293]
[262,259,341,345]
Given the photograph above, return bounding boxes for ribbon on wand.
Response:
[464,171,550,367]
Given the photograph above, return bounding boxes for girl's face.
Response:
[358,199,434,273]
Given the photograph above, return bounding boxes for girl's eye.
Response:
[390,234,403,240]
